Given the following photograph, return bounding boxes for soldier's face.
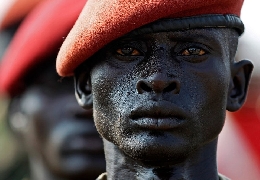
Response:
[14,65,105,179]
[81,29,233,163]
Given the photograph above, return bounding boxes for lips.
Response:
[130,101,186,130]
[62,134,104,155]
[50,120,103,156]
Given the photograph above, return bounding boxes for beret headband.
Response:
[56,0,244,77]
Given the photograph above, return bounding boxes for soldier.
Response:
[56,0,253,179]
[0,0,105,179]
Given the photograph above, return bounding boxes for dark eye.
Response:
[180,47,206,56]
[116,47,142,56]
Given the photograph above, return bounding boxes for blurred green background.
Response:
[0,97,28,180]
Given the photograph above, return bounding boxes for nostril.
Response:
[137,80,153,94]
[137,79,180,94]
[164,81,180,94]
[140,82,152,92]
[163,83,176,93]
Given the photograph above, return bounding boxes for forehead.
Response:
[119,28,227,45]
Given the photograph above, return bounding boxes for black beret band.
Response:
[127,14,244,37]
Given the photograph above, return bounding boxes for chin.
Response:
[123,144,190,166]
[118,132,195,164]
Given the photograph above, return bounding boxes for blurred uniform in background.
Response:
[217,0,260,179]
[0,0,106,179]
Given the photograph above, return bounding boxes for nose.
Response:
[136,74,180,94]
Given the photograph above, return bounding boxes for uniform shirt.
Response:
[96,172,230,180]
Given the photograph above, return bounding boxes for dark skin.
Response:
[75,28,253,180]
[9,62,105,180]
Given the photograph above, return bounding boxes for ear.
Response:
[226,60,254,112]
[74,70,93,109]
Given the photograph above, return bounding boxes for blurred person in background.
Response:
[217,0,260,179]
[0,0,44,179]
[0,0,106,179]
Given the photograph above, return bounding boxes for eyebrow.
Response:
[117,28,225,53]
[125,28,222,41]
[167,29,224,50]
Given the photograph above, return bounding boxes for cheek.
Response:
[185,59,230,109]
[91,64,137,141]
[22,96,54,151]
[184,61,230,141]
[203,66,230,107]
[26,112,51,150]
[91,70,121,140]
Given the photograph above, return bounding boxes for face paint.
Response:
[89,29,230,163]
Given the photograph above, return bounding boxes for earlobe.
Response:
[74,70,93,109]
[227,60,253,112]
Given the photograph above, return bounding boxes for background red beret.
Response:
[0,0,87,97]
[0,0,43,30]
[56,0,244,77]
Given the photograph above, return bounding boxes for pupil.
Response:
[122,47,133,54]
[189,48,200,55]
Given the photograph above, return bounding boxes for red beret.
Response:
[0,0,87,97]
[56,0,244,77]
[0,0,43,30]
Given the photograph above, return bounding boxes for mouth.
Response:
[53,121,103,156]
[61,135,104,156]
[130,101,186,130]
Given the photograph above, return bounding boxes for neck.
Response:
[103,139,219,180]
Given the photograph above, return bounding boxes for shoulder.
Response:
[96,172,107,180]
[219,173,230,180]
[96,172,227,180]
